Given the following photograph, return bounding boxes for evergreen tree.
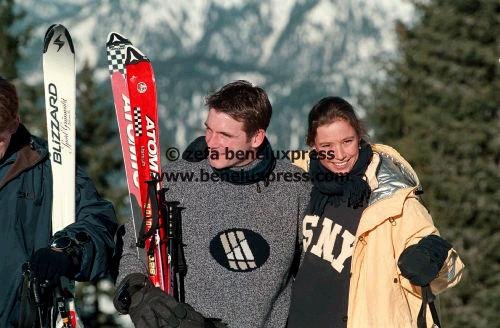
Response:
[75,61,126,327]
[76,61,127,217]
[0,0,43,135]
[367,0,499,327]
[0,0,23,79]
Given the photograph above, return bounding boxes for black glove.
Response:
[29,247,77,287]
[398,235,452,286]
[114,273,225,328]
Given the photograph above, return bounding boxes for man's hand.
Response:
[114,273,225,328]
[29,247,76,287]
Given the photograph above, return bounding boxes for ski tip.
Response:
[43,24,75,54]
[106,32,132,47]
[125,45,149,65]
[44,24,58,41]
[43,24,60,51]
[106,32,132,76]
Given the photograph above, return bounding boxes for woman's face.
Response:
[313,119,360,174]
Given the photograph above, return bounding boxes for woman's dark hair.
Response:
[306,96,367,146]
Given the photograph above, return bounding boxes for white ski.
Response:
[43,24,82,328]
[43,24,76,233]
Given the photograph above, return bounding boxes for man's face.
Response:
[0,117,19,160]
[0,128,14,160]
[205,108,263,169]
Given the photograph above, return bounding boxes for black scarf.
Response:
[182,136,276,185]
[308,140,373,215]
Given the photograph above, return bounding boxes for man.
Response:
[115,80,310,327]
[0,76,118,326]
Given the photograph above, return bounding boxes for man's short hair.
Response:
[0,77,19,132]
[205,80,272,138]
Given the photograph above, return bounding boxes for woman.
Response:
[288,97,464,328]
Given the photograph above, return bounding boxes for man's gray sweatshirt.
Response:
[118,158,310,327]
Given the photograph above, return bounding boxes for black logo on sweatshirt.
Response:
[210,228,270,272]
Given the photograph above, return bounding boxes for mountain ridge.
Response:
[17,0,413,149]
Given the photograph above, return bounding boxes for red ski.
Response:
[124,45,170,292]
[106,33,143,259]
[106,33,170,293]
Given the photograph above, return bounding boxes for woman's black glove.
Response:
[114,273,226,328]
[398,235,452,287]
[29,247,77,287]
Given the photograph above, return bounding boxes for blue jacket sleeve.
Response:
[55,166,118,281]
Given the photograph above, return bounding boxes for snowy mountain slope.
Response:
[17,0,413,149]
